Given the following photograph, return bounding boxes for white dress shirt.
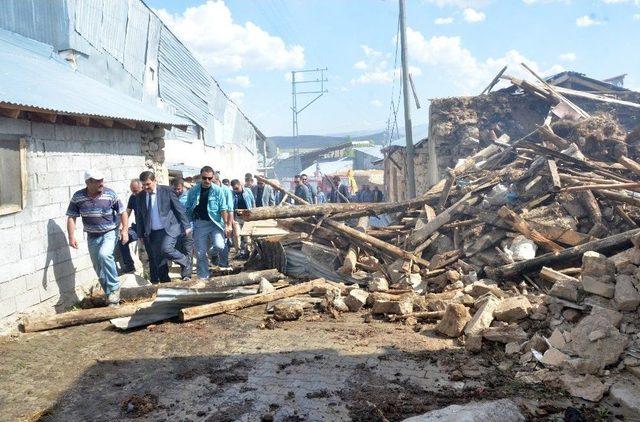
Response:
[147,189,163,231]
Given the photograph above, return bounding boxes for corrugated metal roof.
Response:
[353,146,384,160]
[0,28,189,126]
[301,157,353,176]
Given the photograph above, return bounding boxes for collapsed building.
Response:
[384,71,640,202]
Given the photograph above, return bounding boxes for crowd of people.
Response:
[65,167,385,307]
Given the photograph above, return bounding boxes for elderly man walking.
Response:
[185,166,233,279]
[66,170,128,306]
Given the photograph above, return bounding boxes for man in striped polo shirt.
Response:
[66,169,128,307]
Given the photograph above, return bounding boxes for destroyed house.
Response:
[383,71,640,201]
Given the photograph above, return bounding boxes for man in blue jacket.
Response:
[184,166,233,279]
[231,179,255,259]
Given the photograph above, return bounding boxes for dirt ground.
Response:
[0,303,604,422]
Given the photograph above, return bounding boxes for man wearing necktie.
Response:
[136,171,192,283]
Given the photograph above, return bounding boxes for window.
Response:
[0,137,27,215]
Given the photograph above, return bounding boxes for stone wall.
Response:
[0,117,155,331]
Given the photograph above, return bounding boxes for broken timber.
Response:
[180,278,328,322]
[486,228,640,279]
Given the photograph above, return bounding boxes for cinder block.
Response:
[0,297,16,318]
[15,289,41,311]
[71,155,92,170]
[0,243,21,264]
[25,271,45,291]
[0,214,15,230]
[0,276,27,298]
[30,189,51,207]
[2,257,36,281]
[29,156,48,173]
[31,122,55,140]
[0,226,22,244]
[0,116,31,135]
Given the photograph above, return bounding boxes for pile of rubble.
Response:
[236,86,640,413]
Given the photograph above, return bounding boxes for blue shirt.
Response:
[184,182,231,230]
[66,187,124,234]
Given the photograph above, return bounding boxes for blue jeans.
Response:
[87,230,119,295]
[193,220,228,278]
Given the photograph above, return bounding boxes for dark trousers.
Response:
[118,224,138,271]
[176,232,194,269]
[148,229,191,283]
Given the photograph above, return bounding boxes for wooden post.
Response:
[180,278,327,322]
[407,193,473,250]
[547,159,561,192]
[255,175,308,205]
[338,216,369,275]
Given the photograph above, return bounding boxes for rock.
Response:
[436,304,471,338]
[548,328,566,350]
[446,270,461,282]
[609,376,640,418]
[332,297,349,312]
[582,251,615,281]
[565,358,601,375]
[371,299,413,315]
[368,277,389,292]
[344,289,369,312]
[402,399,525,422]
[628,366,640,380]
[464,295,499,336]
[257,278,276,294]
[614,274,640,311]
[570,315,628,368]
[505,342,521,355]
[152,127,166,138]
[523,333,549,354]
[273,301,304,321]
[540,347,568,367]
[588,329,607,342]
[465,334,483,352]
[590,305,623,327]
[482,325,528,344]
[610,247,640,272]
[582,276,615,298]
[494,296,532,322]
[464,280,507,298]
[562,308,582,323]
[561,374,607,402]
[548,278,580,302]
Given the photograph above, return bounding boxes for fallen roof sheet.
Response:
[353,146,384,160]
[0,28,189,127]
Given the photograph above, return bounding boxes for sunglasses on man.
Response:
[202,176,213,181]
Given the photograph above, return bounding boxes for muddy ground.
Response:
[0,303,610,421]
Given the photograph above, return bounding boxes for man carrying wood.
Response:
[66,170,128,307]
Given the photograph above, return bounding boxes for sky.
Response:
[146,0,640,137]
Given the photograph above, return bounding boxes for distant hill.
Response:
[267,124,427,152]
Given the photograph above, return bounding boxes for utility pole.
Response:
[291,68,328,137]
[399,0,416,198]
[290,68,328,174]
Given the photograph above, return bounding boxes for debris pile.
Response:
[237,98,640,411]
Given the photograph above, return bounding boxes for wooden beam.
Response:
[119,119,138,129]
[22,302,153,333]
[30,111,57,123]
[92,118,114,128]
[618,155,640,177]
[180,278,327,322]
[547,159,561,192]
[497,206,564,252]
[437,170,456,212]
[486,229,640,280]
[73,115,91,126]
[0,107,20,119]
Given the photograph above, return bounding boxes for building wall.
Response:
[0,117,147,331]
[0,0,260,174]
[383,146,430,202]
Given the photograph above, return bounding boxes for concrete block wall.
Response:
[0,117,146,331]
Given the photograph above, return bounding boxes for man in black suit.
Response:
[137,171,192,283]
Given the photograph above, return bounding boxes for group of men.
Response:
[293,173,384,204]
[65,166,385,307]
[65,167,280,307]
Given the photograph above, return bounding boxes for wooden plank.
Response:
[561,182,640,193]
[408,193,473,250]
[618,155,640,177]
[0,107,20,118]
[180,279,327,322]
[497,206,563,252]
[481,65,508,95]
[437,170,456,212]
[547,159,561,192]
